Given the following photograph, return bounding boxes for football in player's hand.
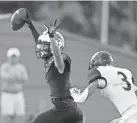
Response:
[10,8,28,31]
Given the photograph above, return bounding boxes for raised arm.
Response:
[50,38,64,73]
[48,19,65,73]
[24,11,40,43]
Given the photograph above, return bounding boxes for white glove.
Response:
[70,87,81,96]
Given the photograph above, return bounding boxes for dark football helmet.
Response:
[88,51,114,70]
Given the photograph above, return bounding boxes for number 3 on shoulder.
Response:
[117,71,131,91]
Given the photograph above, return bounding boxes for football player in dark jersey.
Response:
[23,12,83,123]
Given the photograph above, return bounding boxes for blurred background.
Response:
[1,1,137,51]
[0,1,137,123]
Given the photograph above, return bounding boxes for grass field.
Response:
[0,19,137,123]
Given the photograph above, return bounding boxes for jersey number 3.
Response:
[118,71,131,91]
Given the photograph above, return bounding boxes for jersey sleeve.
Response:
[87,67,107,89]
[28,22,40,43]
[63,53,71,72]
[87,67,101,84]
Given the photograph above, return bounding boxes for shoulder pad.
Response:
[97,66,105,72]
[97,66,113,76]
[88,67,101,84]
[90,66,107,89]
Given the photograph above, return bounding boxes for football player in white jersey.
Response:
[70,51,137,123]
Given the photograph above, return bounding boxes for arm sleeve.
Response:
[63,54,71,72]
[28,22,40,43]
[87,67,107,89]
[88,67,101,84]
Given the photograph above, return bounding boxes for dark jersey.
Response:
[44,53,71,98]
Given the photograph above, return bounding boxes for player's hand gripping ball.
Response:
[10,8,28,31]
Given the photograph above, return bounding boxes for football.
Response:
[10,8,28,31]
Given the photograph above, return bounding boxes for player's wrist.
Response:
[48,32,55,38]
[28,21,33,27]
[48,29,56,38]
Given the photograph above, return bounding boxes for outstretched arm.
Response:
[70,67,107,103]
[70,81,98,103]
[24,11,40,43]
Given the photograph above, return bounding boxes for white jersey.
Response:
[97,66,137,115]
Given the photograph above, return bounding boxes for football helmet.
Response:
[35,27,65,59]
[88,51,114,70]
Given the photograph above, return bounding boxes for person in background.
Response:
[0,47,28,123]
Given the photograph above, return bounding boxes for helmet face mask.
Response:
[35,30,65,59]
[35,42,51,59]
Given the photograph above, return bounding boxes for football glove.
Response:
[70,87,81,96]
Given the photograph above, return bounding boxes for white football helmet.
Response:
[35,27,65,59]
